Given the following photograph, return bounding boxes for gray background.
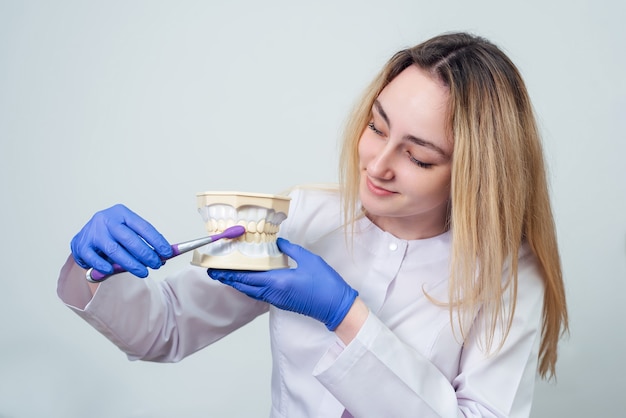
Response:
[1,0,624,417]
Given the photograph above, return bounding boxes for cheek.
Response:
[407,169,452,201]
[430,171,452,199]
[356,135,368,166]
[357,133,378,165]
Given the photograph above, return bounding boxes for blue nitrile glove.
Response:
[70,204,173,278]
[208,238,358,331]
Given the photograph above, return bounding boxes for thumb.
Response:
[276,237,307,262]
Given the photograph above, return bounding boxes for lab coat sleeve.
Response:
[57,255,269,362]
[313,251,544,418]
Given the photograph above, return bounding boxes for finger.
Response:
[208,269,271,286]
[115,205,173,258]
[107,223,164,269]
[92,230,150,277]
[208,269,267,299]
[70,227,116,271]
[70,233,93,269]
[221,280,263,299]
[207,269,237,283]
[276,238,302,258]
[72,245,116,274]
[276,238,312,265]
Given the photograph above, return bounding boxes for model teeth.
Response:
[193,192,291,270]
[200,205,284,239]
[202,218,280,242]
[197,203,287,257]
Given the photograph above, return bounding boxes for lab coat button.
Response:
[389,242,398,251]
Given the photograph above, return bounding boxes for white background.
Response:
[1,1,625,417]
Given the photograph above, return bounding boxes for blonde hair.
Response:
[339,32,568,379]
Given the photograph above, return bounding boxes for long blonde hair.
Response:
[339,32,568,379]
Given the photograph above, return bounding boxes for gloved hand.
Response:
[208,238,358,331]
[70,204,173,278]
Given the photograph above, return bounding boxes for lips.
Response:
[365,177,396,196]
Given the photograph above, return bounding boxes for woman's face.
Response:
[358,65,453,240]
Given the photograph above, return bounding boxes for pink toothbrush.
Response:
[86,225,246,283]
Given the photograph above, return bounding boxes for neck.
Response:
[365,211,449,240]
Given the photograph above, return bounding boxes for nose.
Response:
[367,142,395,180]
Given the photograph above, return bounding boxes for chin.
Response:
[360,196,396,219]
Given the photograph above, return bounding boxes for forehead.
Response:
[377,66,452,151]
[379,66,449,115]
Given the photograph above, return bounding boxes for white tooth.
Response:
[240,207,258,222]
[217,219,226,231]
[245,232,254,243]
[226,219,235,228]
[209,219,217,231]
[247,221,257,233]
[245,207,256,221]
[256,219,266,234]
[212,204,235,219]
[254,233,261,243]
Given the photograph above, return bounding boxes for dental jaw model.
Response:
[191,191,291,270]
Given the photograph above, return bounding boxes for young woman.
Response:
[59,32,568,417]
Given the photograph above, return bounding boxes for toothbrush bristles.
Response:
[223,225,246,239]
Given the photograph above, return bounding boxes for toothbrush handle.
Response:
[86,264,128,282]
[86,245,175,283]
[85,228,242,283]
[85,237,212,282]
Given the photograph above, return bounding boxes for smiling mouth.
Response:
[365,177,396,196]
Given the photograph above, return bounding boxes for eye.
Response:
[368,121,384,136]
[407,152,434,169]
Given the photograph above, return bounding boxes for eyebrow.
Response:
[373,100,449,159]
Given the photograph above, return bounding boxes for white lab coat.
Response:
[57,185,544,417]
